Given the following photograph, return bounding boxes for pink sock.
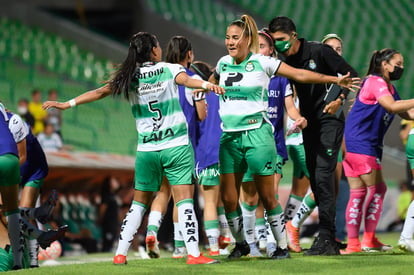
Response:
[364,182,387,235]
[346,187,367,239]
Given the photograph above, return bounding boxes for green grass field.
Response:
[16,232,414,275]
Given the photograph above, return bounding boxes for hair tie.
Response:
[232,19,245,24]
[259,31,274,43]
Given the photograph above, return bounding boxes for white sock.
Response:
[241,202,257,244]
[217,206,229,236]
[7,212,23,267]
[26,238,39,266]
[401,200,414,239]
[147,210,163,235]
[284,195,303,221]
[205,229,219,252]
[255,218,267,242]
[225,207,245,243]
[20,217,42,239]
[115,201,147,256]
[266,206,288,249]
[20,207,37,219]
[291,194,316,228]
[176,199,200,257]
[266,220,276,244]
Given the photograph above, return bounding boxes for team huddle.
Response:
[2,12,412,268]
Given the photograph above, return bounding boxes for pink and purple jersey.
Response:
[345,75,400,158]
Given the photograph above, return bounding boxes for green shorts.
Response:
[220,123,276,176]
[287,144,310,179]
[197,164,220,186]
[134,144,194,192]
[0,154,20,187]
[25,179,44,189]
[406,134,414,169]
[242,154,284,182]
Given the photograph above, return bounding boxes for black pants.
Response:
[302,118,344,237]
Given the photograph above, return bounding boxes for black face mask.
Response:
[389,65,404,81]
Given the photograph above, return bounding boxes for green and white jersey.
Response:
[215,53,281,132]
[129,62,188,152]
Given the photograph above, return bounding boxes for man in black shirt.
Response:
[268,16,358,256]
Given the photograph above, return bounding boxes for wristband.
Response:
[338,95,346,105]
[69,99,77,108]
[201,81,209,90]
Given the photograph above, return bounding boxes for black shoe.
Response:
[270,247,291,259]
[304,236,340,256]
[335,239,347,250]
[228,241,250,259]
[12,265,22,270]
[37,225,68,249]
[36,189,58,224]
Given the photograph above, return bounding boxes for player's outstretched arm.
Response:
[43,85,111,111]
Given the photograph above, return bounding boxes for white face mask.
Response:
[18,106,27,114]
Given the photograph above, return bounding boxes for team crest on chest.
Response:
[308,59,316,70]
[245,62,255,72]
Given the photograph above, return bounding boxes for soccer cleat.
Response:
[304,236,339,256]
[208,249,220,256]
[228,240,250,259]
[248,243,263,257]
[270,247,291,259]
[266,242,277,257]
[340,244,361,254]
[172,247,187,258]
[146,234,160,258]
[361,237,393,252]
[113,254,127,265]
[37,225,68,249]
[186,254,219,264]
[219,235,231,249]
[36,189,59,224]
[286,220,301,253]
[398,237,414,252]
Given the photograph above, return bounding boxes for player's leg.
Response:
[240,175,262,257]
[146,177,171,258]
[167,144,217,264]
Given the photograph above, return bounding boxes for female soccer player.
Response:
[144,35,207,259]
[209,14,359,260]
[43,32,224,265]
[239,28,307,257]
[6,109,59,267]
[342,48,414,253]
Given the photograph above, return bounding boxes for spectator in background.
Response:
[37,122,63,152]
[28,89,48,136]
[99,176,120,252]
[17,98,35,130]
[46,89,63,138]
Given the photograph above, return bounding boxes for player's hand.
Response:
[295,116,307,130]
[337,72,361,92]
[323,99,341,114]
[42,101,70,110]
[206,82,225,95]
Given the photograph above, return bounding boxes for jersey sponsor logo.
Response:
[143,128,174,143]
[138,82,163,95]
[245,62,255,72]
[222,95,248,101]
[268,89,281,98]
[138,68,164,79]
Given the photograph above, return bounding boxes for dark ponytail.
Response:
[109,32,158,100]
[165,36,192,64]
[366,48,399,76]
